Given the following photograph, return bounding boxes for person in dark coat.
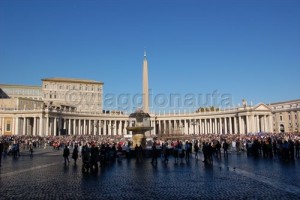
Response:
[151,142,158,165]
[63,145,70,166]
[223,140,229,158]
[72,145,79,166]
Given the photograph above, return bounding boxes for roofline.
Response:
[269,99,300,105]
[0,84,41,89]
[41,78,104,85]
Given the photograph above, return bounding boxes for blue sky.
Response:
[0,0,299,112]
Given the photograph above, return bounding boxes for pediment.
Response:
[253,103,271,111]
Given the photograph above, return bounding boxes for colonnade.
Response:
[151,114,273,135]
[0,113,274,136]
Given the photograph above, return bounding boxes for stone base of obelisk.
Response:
[132,134,146,149]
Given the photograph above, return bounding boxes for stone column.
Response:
[93,120,96,135]
[113,121,117,136]
[195,120,199,135]
[152,120,156,135]
[23,117,26,135]
[224,117,227,134]
[108,120,111,135]
[209,118,212,134]
[213,118,217,134]
[118,120,122,135]
[68,119,71,135]
[73,119,76,135]
[39,116,43,136]
[46,117,49,136]
[53,117,57,136]
[58,117,62,136]
[103,120,107,135]
[15,117,19,135]
[203,119,206,134]
[178,120,182,135]
[264,115,267,132]
[63,119,66,130]
[198,120,201,134]
[229,117,232,134]
[78,119,81,135]
[88,120,91,135]
[251,115,255,133]
[163,120,166,135]
[125,120,129,135]
[242,117,245,134]
[83,120,86,135]
[238,116,242,134]
[169,120,174,135]
[256,115,260,132]
[219,118,222,134]
[233,117,237,134]
[268,115,273,133]
[246,115,249,134]
[187,119,193,135]
[32,117,37,136]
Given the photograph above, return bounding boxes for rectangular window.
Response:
[280,116,283,121]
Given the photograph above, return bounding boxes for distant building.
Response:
[270,99,300,133]
[42,78,103,113]
[0,84,42,100]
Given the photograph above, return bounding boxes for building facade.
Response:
[0,84,42,100]
[270,99,300,133]
[42,78,103,113]
[0,56,299,137]
[1,83,299,137]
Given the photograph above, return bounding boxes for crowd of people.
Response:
[0,132,299,169]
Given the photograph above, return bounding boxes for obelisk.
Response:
[143,51,149,113]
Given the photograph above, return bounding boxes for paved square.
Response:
[0,148,299,200]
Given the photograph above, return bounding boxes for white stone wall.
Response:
[42,79,103,113]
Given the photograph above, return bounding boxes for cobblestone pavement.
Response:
[0,148,300,200]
